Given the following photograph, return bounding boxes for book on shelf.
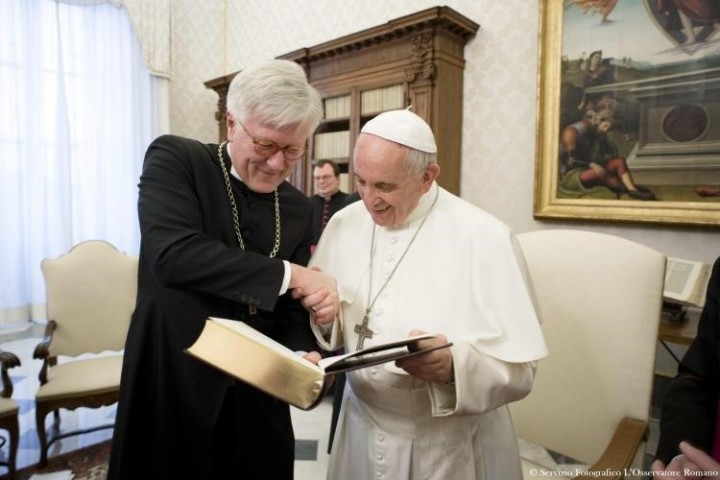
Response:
[338,172,350,193]
[360,84,404,115]
[313,131,350,159]
[324,95,351,120]
[185,317,453,410]
[663,257,712,308]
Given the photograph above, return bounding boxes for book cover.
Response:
[185,317,452,410]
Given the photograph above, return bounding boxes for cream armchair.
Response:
[35,240,137,467]
[511,229,666,480]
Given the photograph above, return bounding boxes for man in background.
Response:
[310,159,348,248]
[309,159,351,449]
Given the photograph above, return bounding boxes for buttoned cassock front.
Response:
[310,184,547,480]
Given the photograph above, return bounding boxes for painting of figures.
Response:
[535,1,720,227]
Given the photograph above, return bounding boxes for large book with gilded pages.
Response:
[185,317,452,410]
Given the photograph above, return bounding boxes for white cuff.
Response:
[279,260,290,295]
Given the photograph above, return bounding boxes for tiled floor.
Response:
[0,322,332,479]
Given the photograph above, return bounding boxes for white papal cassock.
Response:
[310,182,547,480]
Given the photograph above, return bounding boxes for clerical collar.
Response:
[387,182,439,229]
[231,165,243,182]
[321,190,341,201]
[221,143,245,183]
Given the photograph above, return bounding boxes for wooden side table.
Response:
[658,308,700,362]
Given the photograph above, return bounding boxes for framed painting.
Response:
[534,0,720,227]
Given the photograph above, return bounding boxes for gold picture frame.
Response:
[534,1,720,228]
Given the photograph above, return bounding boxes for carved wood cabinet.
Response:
[205,6,478,195]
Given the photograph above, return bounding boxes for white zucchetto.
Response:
[361,108,437,154]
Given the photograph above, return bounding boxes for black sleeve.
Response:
[138,135,286,311]
[655,257,720,464]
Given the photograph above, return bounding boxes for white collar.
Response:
[386,182,439,229]
[230,165,243,182]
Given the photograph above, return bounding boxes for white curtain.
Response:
[0,0,166,326]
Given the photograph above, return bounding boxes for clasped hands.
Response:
[289,267,453,384]
[289,264,339,326]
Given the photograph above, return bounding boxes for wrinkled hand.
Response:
[289,265,339,325]
[395,329,453,384]
[651,442,720,479]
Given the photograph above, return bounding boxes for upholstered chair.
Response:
[511,229,666,480]
[35,240,137,467]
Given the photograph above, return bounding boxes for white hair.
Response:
[227,59,323,133]
[405,147,437,177]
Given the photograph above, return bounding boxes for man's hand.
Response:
[651,442,720,479]
[395,329,453,384]
[651,455,699,479]
[680,441,720,479]
[302,351,322,365]
[289,265,339,325]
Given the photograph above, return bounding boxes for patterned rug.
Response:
[0,440,110,480]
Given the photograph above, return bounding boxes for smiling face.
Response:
[226,113,308,193]
[313,163,340,198]
[353,134,438,227]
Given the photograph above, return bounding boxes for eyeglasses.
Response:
[314,175,335,182]
[238,121,305,160]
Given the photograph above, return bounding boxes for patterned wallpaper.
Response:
[169,0,222,142]
[169,0,720,264]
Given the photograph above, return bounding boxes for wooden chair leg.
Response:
[6,415,18,480]
[36,405,49,468]
[53,410,60,428]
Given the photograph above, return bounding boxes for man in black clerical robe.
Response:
[309,159,348,247]
[109,59,338,480]
[108,134,321,479]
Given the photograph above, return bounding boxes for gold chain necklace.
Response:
[217,141,281,258]
[354,185,440,350]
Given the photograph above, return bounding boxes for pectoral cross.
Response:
[354,310,374,350]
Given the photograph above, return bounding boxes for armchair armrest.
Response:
[574,416,648,480]
[0,350,20,398]
[33,320,57,384]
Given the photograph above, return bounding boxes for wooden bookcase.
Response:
[205,6,479,195]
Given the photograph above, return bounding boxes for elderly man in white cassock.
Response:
[307,108,548,480]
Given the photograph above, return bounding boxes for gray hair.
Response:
[405,147,437,177]
[354,132,437,178]
[227,59,323,134]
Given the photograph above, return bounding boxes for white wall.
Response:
[170,0,720,265]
